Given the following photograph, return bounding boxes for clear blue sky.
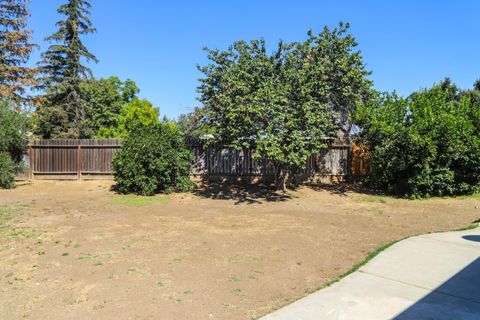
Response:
[28,0,479,119]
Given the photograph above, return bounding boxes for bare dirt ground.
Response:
[0,181,479,320]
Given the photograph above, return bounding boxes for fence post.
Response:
[77,144,82,180]
[28,143,33,181]
[346,143,353,183]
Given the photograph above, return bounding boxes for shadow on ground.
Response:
[193,180,389,204]
[305,182,381,197]
[463,235,480,243]
[394,257,480,319]
[193,181,293,205]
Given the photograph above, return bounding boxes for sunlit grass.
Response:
[453,224,479,231]
[111,194,169,207]
[0,207,12,233]
[457,193,480,200]
[358,195,389,204]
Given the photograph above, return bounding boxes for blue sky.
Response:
[28,0,479,119]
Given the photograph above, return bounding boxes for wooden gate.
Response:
[351,141,370,177]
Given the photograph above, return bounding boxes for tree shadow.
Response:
[304,182,383,197]
[193,180,293,205]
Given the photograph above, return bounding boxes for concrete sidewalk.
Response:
[261,226,480,320]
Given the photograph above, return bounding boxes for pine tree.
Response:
[0,0,37,102]
[36,0,98,138]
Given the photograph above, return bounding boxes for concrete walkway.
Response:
[261,226,480,320]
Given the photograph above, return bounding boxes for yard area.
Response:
[0,181,479,320]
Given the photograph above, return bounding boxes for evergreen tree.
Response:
[36,0,98,138]
[0,0,37,102]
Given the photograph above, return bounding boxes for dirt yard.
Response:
[0,181,479,320]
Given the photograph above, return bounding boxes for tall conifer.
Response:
[37,0,97,138]
[0,0,37,102]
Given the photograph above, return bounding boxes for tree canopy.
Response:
[304,23,372,138]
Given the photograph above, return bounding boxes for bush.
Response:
[0,98,29,188]
[113,122,194,195]
[0,152,16,189]
[356,84,480,198]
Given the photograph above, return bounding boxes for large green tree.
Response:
[0,0,37,102]
[36,0,97,138]
[198,23,370,190]
[198,38,333,190]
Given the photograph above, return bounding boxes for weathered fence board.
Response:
[28,139,122,179]
[22,139,364,181]
[192,147,276,176]
[191,145,350,177]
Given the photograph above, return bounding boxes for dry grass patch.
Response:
[0,181,479,320]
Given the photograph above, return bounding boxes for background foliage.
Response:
[356,80,480,198]
[98,98,159,138]
[176,107,215,143]
[80,77,139,137]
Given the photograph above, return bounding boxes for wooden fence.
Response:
[192,145,350,179]
[27,139,122,180]
[22,139,366,181]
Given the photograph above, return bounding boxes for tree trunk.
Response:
[275,165,289,192]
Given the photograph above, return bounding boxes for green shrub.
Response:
[356,84,480,198]
[112,122,194,195]
[0,98,29,188]
[0,152,16,189]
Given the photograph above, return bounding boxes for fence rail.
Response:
[22,139,367,181]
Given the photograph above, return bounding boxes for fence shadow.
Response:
[193,181,293,205]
